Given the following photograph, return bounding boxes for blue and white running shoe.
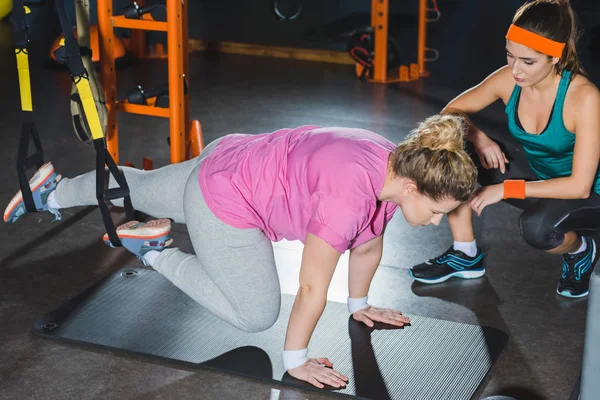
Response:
[103,218,173,266]
[3,162,62,223]
[409,246,485,284]
[557,236,599,298]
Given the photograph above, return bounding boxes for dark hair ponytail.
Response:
[513,0,584,78]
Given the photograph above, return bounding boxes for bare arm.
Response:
[441,66,509,141]
[442,66,513,172]
[347,235,410,328]
[471,83,600,215]
[284,233,341,351]
[348,235,383,299]
[284,233,349,388]
[525,86,600,199]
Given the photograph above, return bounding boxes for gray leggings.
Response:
[54,140,281,333]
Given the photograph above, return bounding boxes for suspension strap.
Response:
[11,0,44,213]
[17,122,44,213]
[94,140,135,246]
[55,0,135,246]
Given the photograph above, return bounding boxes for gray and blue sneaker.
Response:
[103,218,173,266]
[557,236,599,298]
[409,246,485,284]
[3,162,62,223]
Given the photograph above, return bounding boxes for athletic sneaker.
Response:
[3,162,62,223]
[103,218,173,266]
[409,246,485,284]
[557,236,599,298]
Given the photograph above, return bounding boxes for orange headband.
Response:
[505,24,566,58]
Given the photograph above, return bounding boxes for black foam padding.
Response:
[33,269,507,400]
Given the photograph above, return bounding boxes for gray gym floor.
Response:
[1,2,598,398]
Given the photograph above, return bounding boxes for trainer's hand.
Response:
[352,306,410,328]
[472,132,509,173]
[470,184,503,216]
[288,358,348,389]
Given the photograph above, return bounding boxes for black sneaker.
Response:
[409,246,485,284]
[557,236,599,298]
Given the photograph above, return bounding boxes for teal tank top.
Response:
[505,70,600,194]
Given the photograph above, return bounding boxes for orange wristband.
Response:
[503,180,526,199]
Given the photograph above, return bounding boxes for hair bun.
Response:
[411,114,466,153]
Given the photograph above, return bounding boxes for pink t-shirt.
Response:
[198,126,398,253]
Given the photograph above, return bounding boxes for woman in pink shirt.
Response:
[5,115,477,388]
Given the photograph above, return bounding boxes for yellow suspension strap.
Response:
[55,0,135,247]
[11,1,45,213]
[15,19,32,113]
[70,0,108,144]
[71,67,104,141]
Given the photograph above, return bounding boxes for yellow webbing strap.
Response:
[14,6,33,112]
[74,76,104,140]
[15,50,32,112]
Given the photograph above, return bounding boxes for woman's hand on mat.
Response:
[472,133,509,173]
[289,358,348,389]
[352,306,410,328]
[470,184,503,216]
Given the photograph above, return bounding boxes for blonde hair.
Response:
[391,115,477,202]
[513,0,584,78]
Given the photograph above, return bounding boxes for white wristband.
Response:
[347,295,369,314]
[282,348,308,370]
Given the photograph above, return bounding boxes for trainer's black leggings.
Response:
[468,141,600,251]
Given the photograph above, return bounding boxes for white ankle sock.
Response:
[143,250,161,266]
[453,240,478,258]
[47,191,62,210]
[569,237,587,254]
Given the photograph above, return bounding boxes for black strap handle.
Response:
[94,140,135,247]
[10,0,28,49]
[55,0,86,77]
[17,121,44,212]
[11,0,44,213]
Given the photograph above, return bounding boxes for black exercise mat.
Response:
[33,268,507,400]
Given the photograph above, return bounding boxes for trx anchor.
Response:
[126,78,189,108]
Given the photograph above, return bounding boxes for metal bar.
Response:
[97,0,119,162]
[116,101,170,118]
[129,0,147,58]
[167,0,185,163]
[111,16,168,32]
[182,0,191,158]
[581,268,600,399]
[418,0,427,76]
[372,0,388,83]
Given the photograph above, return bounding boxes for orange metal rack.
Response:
[97,0,202,164]
[362,0,440,84]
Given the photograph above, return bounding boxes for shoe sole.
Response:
[102,218,172,243]
[556,289,588,299]
[409,268,486,285]
[556,238,596,299]
[3,162,55,222]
